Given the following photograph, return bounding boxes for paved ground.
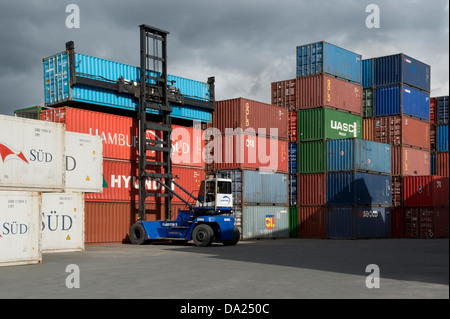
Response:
[0,238,448,300]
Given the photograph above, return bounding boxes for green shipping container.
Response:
[298,140,327,173]
[289,207,299,238]
[297,108,362,141]
[363,88,374,118]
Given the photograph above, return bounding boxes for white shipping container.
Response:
[65,132,103,193]
[0,192,42,267]
[0,115,65,191]
[41,192,85,253]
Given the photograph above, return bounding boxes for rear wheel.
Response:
[129,223,147,245]
[192,224,214,247]
[223,227,240,246]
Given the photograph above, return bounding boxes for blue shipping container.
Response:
[289,174,298,206]
[288,143,298,174]
[437,96,449,125]
[219,169,288,205]
[362,58,373,89]
[327,139,391,174]
[326,206,391,239]
[374,53,431,92]
[326,172,391,206]
[43,51,213,122]
[375,84,430,120]
[430,153,436,175]
[296,41,362,84]
[437,125,449,152]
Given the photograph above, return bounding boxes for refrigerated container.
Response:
[296,41,362,84]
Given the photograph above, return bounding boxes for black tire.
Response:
[222,227,240,246]
[129,223,147,245]
[192,224,214,247]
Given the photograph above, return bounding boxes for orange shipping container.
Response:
[391,146,430,176]
[437,152,449,177]
[363,118,375,141]
[298,206,327,239]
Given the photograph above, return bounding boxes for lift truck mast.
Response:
[129,25,240,247]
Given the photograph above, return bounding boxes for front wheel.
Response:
[222,227,240,246]
[192,224,214,247]
[129,223,147,245]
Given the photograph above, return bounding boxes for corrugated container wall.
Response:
[240,206,289,240]
[271,79,297,109]
[298,141,326,173]
[296,74,363,115]
[362,58,373,89]
[288,143,297,174]
[288,111,297,142]
[391,146,430,176]
[289,174,298,206]
[298,174,326,205]
[43,51,213,123]
[363,88,374,118]
[297,108,362,141]
[434,207,449,238]
[374,54,431,92]
[363,118,375,141]
[436,96,449,125]
[437,125,449,152]
[437,153,449,177]
[214,98,288,139]
[430,97,437,125]
[403,207,434,238]
[374,116,431,150]
[326,139,391,174]
[296,41,362,84]
[298,206,327,239]
[375,84,430,121]
[288,207,299,238]
[403,176,449,207]
[326,172,392,206]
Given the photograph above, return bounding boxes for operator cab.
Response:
[197,176,233,214]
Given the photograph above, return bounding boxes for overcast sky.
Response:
[0,0,448,116]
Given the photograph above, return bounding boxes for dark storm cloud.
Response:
[0,0,448,116]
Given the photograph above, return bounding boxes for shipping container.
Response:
[363,118,375,141]
[288,143,297,174]
[391,176,403,207]
[437,125,449,152]
[436,96,449,125]
[391,146,430,176]
[41,192,85,253]
[217,169,288,206]
[362,88,374,118]
[430,97,437,125]
[40,107,205,167]
[288,111,297,142]
[289,207,299,238]
[296,74,363,115]
[211,133,288,173]
[430,125,437,151]
[326,138,391,174]
[326,172,391,206]
[298,173,326,206]
[298,140,327,173]
[374,115,431,150]
[374,53,431,92]
[214,98,288,139]
[0,192,41,267]
[402,176,433,207]
[298,206,327,239]
[0,115,65,192]
[437,152,449,177]
[297,108,362,142]
[288,174,298,206]
[84,202,187,244]
[375,84,430,120]
[362,58,373,89]
[238,205,289,240]
[432,176,449,207]
[296,41,362,84]
[85,160,204,204]
[434,207,449,238]
[271,79,297,109]
[391,207,404,238]
[403,207,434,239]
[326,206,391,239]
[430,152,436,175]
[43,51,213,123]
[14,105,49,120]
[65,132,103,193]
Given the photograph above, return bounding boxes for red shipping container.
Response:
[213,98,288,140]
[374,116,430,150]
[288,111,297,142]
[391,146,430,176]
[85,160,205,204]
[430,97,437,125]
[437,153,449,177]
[298,206,327,239]
[85,202,187,244]
[404,207,434,239]
[434,207,449,238]
[432,176,449,207]
[391,207,404,238]
[211,133,288,173]
[39,106,205,167]
[403,176,433,207]
[271,79,297,109]
[298,174,326,206]
[296,74,363,115]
